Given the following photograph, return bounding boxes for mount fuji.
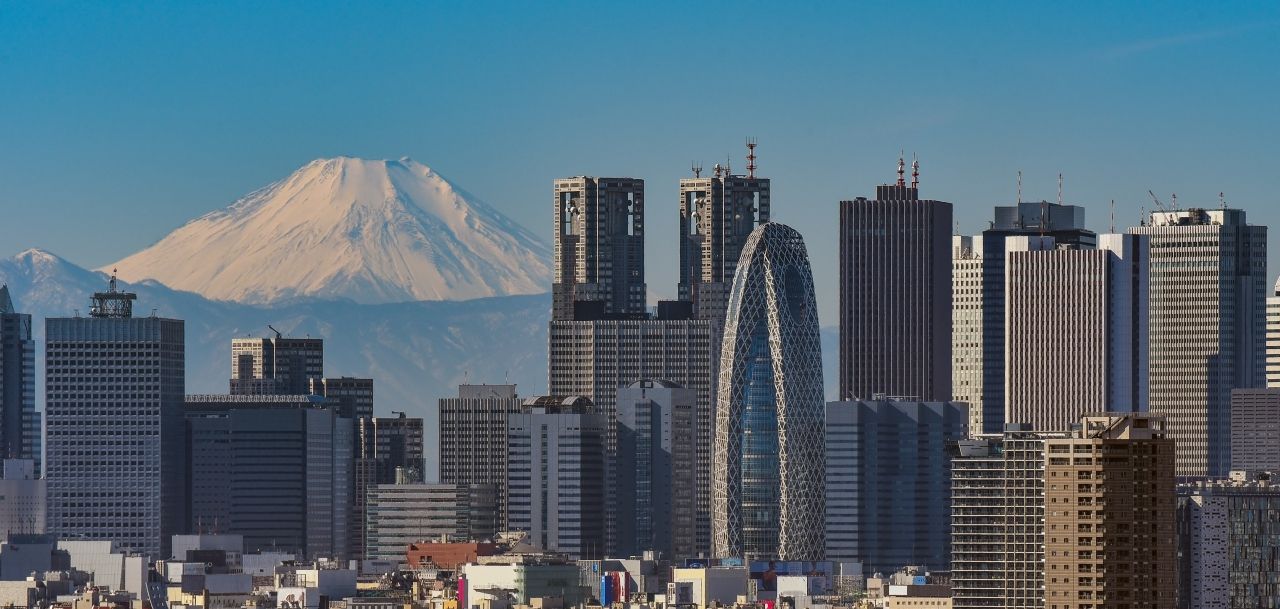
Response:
[107,157,552,305]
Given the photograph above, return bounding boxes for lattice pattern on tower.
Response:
[712,222,826,560]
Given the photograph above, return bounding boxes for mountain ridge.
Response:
[106,157,552,305]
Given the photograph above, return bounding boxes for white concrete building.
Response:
[952,236,985,436]
[57,540,147,596]
[1004,233,1148,431]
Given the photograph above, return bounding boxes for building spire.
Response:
[0,284,12,314]
[897,150,906,187]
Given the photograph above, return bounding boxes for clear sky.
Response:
[2,2,1278,323]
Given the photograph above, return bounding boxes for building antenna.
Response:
[1220,191,1226,209]
[897,150,906,187]
[1110,199,1115,233]
[1171,192,1178,211]
[692,162,702,178]
[724,155,732,177]
[1140,204,1147,227]
[746,137,757,179]
[1039,198,1048,238]
[1016,170,1022,204]
[1057,173,1064,206]
[911,153,919,188]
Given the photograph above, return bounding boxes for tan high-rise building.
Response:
[1004,234,1149,432]
[1044,413,1176,609]
[1129,208,1266,478]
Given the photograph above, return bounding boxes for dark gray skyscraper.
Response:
[1130,207,1267,478]
[678,162,770,321]
[713,222,825,561]
[230,333,323,395]
[185,394,352,559]
[0,286,38,474]
[839,160,952,402]
[552,177,645,321]
[46,276,185,558]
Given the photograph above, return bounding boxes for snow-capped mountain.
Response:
[107,157,552,305]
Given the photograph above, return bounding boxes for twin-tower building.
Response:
[547,164,827,560]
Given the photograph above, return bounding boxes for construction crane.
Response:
[1147,190,1168,214]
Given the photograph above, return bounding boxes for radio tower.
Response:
[897,151,906,187]
[911,153,919,188]
[746,138,758,179]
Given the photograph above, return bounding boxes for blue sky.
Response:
[1,2,1278,322]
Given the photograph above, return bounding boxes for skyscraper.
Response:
[953,201,1097,434]
[352,412,422,558]
[826,398,967,575]
[950,426,1067,609]
[552,177,646,321]
[1177,471,1280,609]
[1004,233,1149,430]
[839,160,952,402]
[313,376,374,419]
[678,164,770,321]
[0,286,38,474]
[952,237,986,436]
[1228,388,1280,472]
[713,222,825,561]
[1043,413,1176,609]
[230,333,323,395]
[185,394,353,560]
[614,379,696,559]
[1130,208,1267,478]
[1266,277,1280,388]
[438,384,523,537]
[506,396,606,559]
[46,276,186,558]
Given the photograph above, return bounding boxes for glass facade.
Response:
[713,222,825,560]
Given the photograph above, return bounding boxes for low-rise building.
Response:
[0,460,44,537]
[669,566,746,609]
[366,478,473,563]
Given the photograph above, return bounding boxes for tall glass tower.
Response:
[713,222,825,560]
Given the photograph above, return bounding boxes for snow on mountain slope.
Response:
[107,157,552,304]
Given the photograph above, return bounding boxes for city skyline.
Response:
[2,3,1280,326]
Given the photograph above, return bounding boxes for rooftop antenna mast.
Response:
[911,153,919,188]
[1017,170,1022,204]
[1220,191,1226,209]
[1057,173,1064,205]
[896,150,906,187]
[692,162,702,178]
[1110,199,1116,233]
[746,138,758,179]
[724,155,732,176]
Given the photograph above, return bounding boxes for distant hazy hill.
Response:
[1,248,549,414]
